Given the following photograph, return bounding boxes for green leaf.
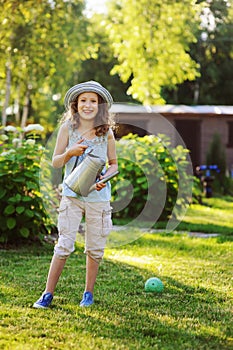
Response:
[24,171,34,177]
[8,194,22,203]
[4,205,15,215]
[0,189,7,199]
[25,209,34,218]
[19,227,30,238]
[26,182,38,190]
[136,176,146,184]
[7,217,16,229]
[13,177,26,182]
[22,196,32,202]
[16,206,25,214]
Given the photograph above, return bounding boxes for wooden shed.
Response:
[110,104,233,172]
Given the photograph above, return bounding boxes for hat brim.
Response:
[64,81,113,109]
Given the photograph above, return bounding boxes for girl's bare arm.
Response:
[52,123,87,168]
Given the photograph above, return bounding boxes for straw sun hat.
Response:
[64,81,113,110]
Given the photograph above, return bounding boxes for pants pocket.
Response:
[102,207,113,237]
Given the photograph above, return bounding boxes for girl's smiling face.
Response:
[77,92,98,121]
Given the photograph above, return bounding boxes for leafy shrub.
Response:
[0,126,55,244]
[205,132,231,195]
[111,133,195,223]
[192,176,203,204]
[206,133,226,175]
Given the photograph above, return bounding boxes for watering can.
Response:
[65,152,105,197]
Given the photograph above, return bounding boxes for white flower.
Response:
[24,124,44,133]
[25,139,35,146]
[12,138,22,146]
[1,149,16,156]
[4,125,17,132]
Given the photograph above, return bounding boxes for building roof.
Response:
[110,104,233,115]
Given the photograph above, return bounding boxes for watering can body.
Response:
[65,153,105,196]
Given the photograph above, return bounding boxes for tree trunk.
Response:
[20,88,30,128]
[193,81,200,105]
[14,85,21,125]
[2,65,11,127]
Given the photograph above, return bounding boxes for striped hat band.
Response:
[64,81,113,109]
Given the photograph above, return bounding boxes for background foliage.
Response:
[104,0,201,104]
[206,132,233,195]
[0,0,95,129]
[111,134,195,222]
[0,127,55,244]
[164,0,233,104]
[1,0,232,134]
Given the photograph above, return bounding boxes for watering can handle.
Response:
[71,148,94,172]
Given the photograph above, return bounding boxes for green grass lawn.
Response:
[0,231,232,350]
[153,196,233,236]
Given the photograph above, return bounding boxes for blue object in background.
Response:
[195,164,220,198]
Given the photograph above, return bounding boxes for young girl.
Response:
[33,81,117,308]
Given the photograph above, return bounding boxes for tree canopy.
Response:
[163,0,233,105]
[0,0,232,130]
[103,0,202,104]
[0,0,95,127]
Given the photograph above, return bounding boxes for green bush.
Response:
[206,133,226,175]
[111,133,195,223]
[192,176,203,204]
[205,132,231,195]
[0,126,55,244]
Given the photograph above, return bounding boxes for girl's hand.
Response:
[69,139,88,157]
[95,175,107,191]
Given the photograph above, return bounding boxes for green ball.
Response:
[145,277,164,293]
